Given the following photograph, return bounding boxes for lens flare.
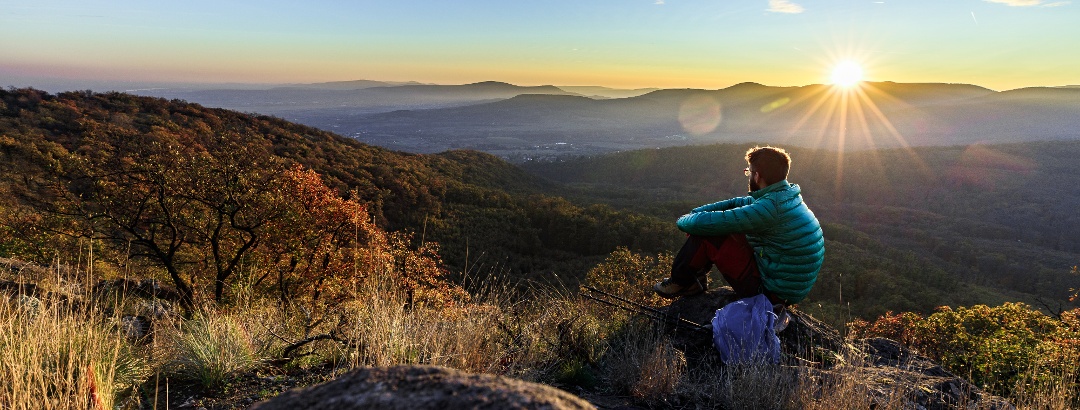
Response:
[678,94,722,135]
[760,97,791,113]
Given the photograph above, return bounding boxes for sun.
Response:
[830,60,864,88]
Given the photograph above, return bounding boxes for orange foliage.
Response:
[259,165,467,309]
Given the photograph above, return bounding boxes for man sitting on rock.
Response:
[654,146,824,309]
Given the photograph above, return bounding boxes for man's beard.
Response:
[749,179,761,192]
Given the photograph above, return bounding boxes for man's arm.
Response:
[677,198,777,236]
[690,196,753,213]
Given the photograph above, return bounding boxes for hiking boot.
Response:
[771,302,788,316]
[773,304,791,334]
[653,277,705,299]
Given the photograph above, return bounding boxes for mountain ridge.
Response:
[113,79,1080,161]
[337,81,1080,157]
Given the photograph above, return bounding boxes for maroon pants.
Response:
[670,234,782,304]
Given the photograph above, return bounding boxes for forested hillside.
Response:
[524,142,1080,323]
[0,89,674,303]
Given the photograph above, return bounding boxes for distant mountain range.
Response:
[554,85,660,99]
[129,81,584,115]
[314,81,1079,157]
[117,80,1080,158]
[274,79,428,90]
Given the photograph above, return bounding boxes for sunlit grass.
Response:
[0,293,149,410]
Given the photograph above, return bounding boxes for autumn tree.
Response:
[257,165,464,311]
[256,165,381,307]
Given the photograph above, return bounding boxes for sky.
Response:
[2,0,1078,91]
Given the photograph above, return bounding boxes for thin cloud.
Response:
[655,0,665,4]
[768,0,805,13]
[1043,1,1070,6]
[984,0,1043,6]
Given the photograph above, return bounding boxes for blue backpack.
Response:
[710,294,781,364]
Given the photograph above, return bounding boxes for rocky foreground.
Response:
[250,288,1014,410]
[252,365,596,410]
[650,288,1012,409]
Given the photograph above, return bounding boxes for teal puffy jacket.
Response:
[675,180,824,304]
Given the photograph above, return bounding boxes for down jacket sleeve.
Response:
[678,197,776,236]
[691,196,754,214]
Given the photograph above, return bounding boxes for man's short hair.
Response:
[745,146,790,185]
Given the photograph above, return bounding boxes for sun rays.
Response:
[761,57,935,195]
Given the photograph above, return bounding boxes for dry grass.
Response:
[1010,353,1080,410]
[601,318,685,405]
[3,260,1075,409]
[600,319,799,409]
[333,287,510,371]
[0,294,149,410]
[325,276,604,381]
[793,365,914,410]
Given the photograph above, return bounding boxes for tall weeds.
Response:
[1011,350,1080,410]
[0,294,149,410]
[330,274,596,380]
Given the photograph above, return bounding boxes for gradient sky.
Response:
[2,0,1078,91]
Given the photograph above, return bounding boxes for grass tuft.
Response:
[160,308,271,390]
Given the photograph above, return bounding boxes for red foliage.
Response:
[258,165,466,309]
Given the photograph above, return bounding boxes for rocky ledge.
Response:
[250,365,596,410]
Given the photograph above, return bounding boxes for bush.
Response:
[583,247,671,309]
[849,303,1080,404]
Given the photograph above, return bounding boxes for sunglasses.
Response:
[744,167,752,177]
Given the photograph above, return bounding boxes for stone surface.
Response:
[250,365,597,410]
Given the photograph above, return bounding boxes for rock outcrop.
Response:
[660,287,1016,410]
[250,365,596,410]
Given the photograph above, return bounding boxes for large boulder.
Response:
[250,365,596,410]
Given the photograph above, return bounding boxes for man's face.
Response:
[748,166,761,191]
